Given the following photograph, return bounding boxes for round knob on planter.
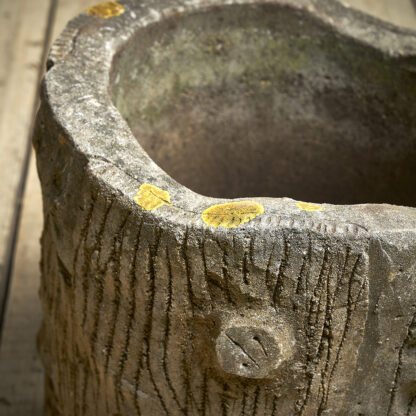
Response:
[215,324,293,379]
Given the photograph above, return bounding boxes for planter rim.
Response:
[41,0,416,236]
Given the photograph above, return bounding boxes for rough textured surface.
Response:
[34,0,416,415]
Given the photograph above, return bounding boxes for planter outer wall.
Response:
[34,0,416,415]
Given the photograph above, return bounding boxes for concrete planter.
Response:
[34,0,416,414]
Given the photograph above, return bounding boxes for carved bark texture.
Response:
[37,188,362,414]
[32,95,407,415]
[35,93,416,416]
[33,1,416,414]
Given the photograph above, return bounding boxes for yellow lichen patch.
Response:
[86,1,126,18]
[296,202,323,212]
[202,201,264,229]
[135,184,172,211]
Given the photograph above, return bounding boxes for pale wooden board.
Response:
[0,0,99,415]
[0,156,45,416]
[0,0,51,327]
[0,0,415,415]
[341,0,416,29]
[0,0,52,412]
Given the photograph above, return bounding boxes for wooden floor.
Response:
[0,1,415,415]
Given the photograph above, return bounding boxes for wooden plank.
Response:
[0,156,45,416]
[341,0,416,29]
[0,1,99,415]
[0,0,52,327]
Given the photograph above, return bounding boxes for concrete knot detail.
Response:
[214,313,293,379]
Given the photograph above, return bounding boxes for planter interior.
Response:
[111,3,416,205]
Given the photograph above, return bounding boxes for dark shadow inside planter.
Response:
[110,3,416,206]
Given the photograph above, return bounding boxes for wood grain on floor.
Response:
[342,0,416,29]
[0,0,51,330]
[0,1,101,415]
[0,156,44,416]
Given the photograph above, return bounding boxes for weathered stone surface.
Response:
[34,0,416,415]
